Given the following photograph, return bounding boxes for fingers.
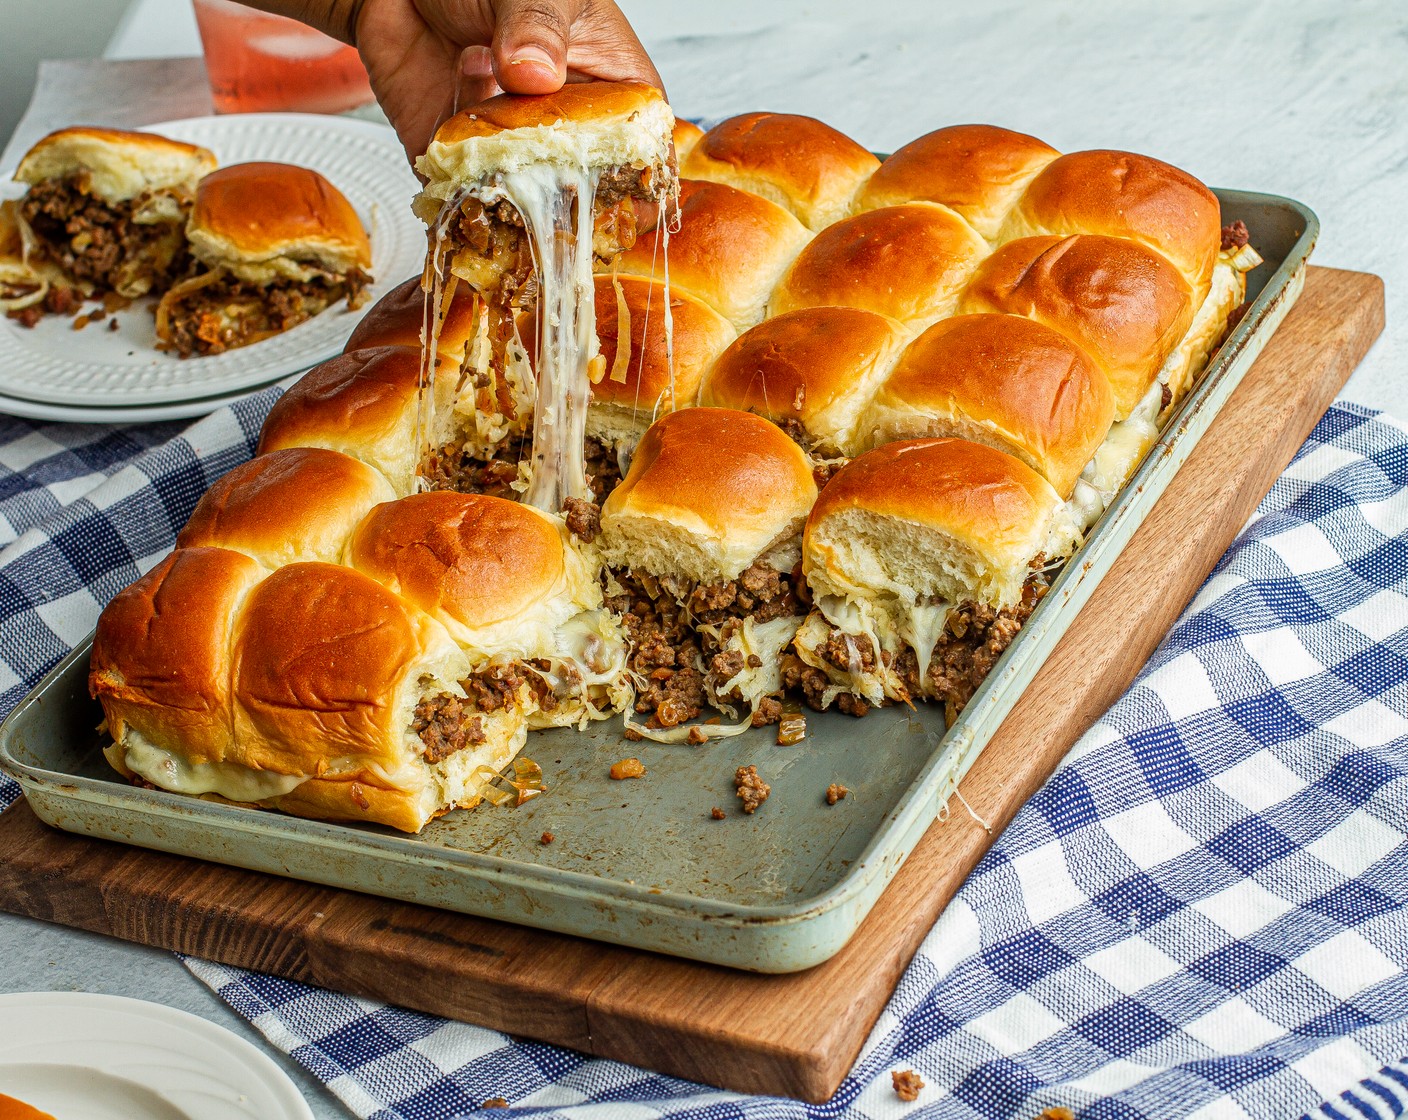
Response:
[490,0,584,93]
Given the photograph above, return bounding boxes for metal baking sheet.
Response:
[0,190,1317,973]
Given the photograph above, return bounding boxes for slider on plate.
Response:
[10,125,216,305]
[155,161,372,357]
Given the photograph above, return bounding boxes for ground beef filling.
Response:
[157,267,371,357]
[583,434,624,502]
[413,693,487,764]
[1220,220,1250,251]
[796,575,1050,716]
[423,432,529,499]
[5,282,81,327]
[603,564,798,729]
[422,433,621,504]
[20,174,190,297]
[562,496,601,542]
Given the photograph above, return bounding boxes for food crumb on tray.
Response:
[610,757,645,780]
[540,831,554,845]
[826,782,848,805]
[891,1069,924,1101]
[735,765,770,813]
[710,806,726,820]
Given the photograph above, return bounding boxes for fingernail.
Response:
[508,45,559,72]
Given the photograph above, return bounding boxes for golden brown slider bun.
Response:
[16,125,216,204]
[854,124,1059,240]
[258,346,422,495]
[1001,149,1220,302]
[344,275,479,373]
[347,492,565,651]
[607,178,810,331]
[601,407,819,584]
[768,203,989,329]
[348,491,630,726]
[585,274,736,445]
[232,561,524,832]
[91,546,266,779]
[958,234,1193,419]
[188,162,372,284]
[804,438,1073,611]
[415,81,674,218]
[700,306,908,456]
[177,447,396,568]
[858,314,1116,498]
[681,112,880,231]
[672,118,705,164]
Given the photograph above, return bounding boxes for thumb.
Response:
[491,0,581,93]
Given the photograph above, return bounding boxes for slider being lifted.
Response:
[413,82,678,513]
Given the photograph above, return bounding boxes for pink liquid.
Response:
[193,0,374,115]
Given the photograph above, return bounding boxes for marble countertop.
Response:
[3,3,1403,1117]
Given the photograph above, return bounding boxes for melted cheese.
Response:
[701,614,802,714]
[122,731,306,802]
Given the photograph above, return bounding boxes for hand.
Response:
[348,0,663,161]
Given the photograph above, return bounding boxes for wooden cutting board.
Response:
[0,266,1385,1104]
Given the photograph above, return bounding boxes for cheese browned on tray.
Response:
[90,86,1265,831]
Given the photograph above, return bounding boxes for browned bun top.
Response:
[177,447,394,567]
[90,546,266,755]
[431,80,665,143]
[232,562,449,767]
[343,276,479,371]
[587,274,735,410]
[1005,149,1220,299]
[808,437,1057,548]
[607,407,817,548]
[191,162,371,268]
[958,234,1193,418]
[609,178,810,330]
[855,124,1059,239]
[700,306,906,449]
[681,112,880,230]
[872,314,1115,496]
[769,203,989,327]
[347,492,565,632]
[672,118,705,163]
[19,125,212,168]
[258,345,420,457]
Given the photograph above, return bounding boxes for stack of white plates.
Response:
[0,113,426,423]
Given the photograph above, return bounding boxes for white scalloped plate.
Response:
[0,113,424,411]
[0,991,314,1119]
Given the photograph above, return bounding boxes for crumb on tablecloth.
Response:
[610,757,645,780]
[735,765,770,813]
[892,1069,924,1101]
[826,782,848,805]
[1034,1109,1075,1120]
[481,1098,509,1109]
[540,831,554,845]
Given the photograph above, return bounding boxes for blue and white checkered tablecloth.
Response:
[0,397,1405,1120]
